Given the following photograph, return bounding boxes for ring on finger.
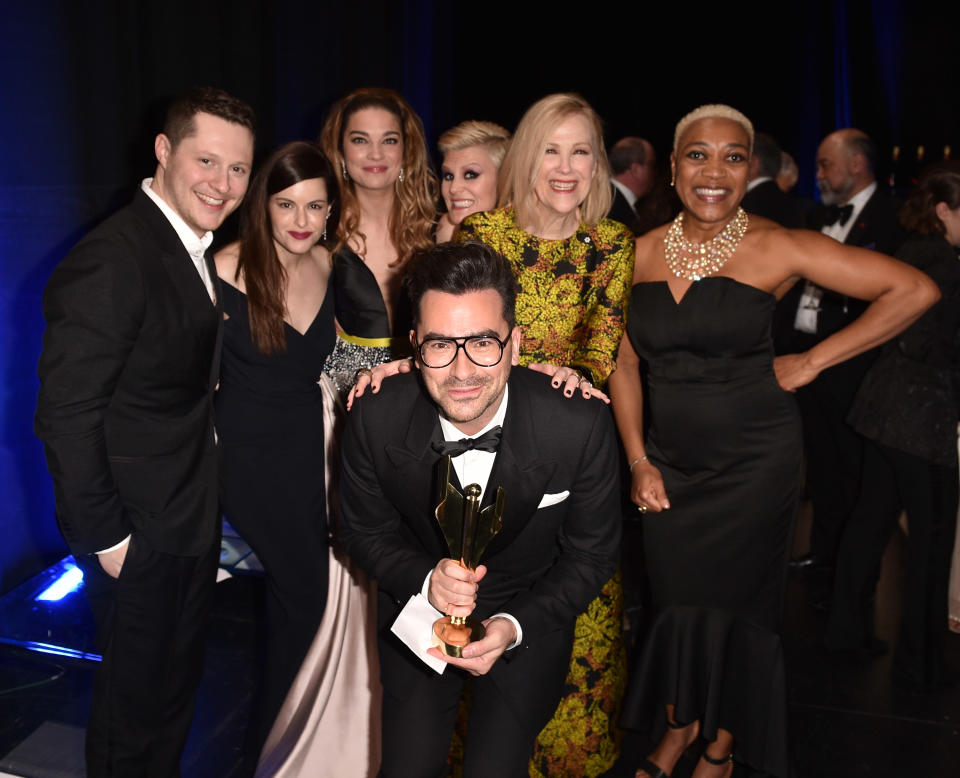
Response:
[638,504,648,513]
[577,376,591,387]
[569,369,582,383]
[354,368,373,382]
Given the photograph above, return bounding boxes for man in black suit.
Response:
[742,132,806,228]
[784,128,907,571]
[35,87,255,776]
[608,136,656,235]
[339,242,621,777]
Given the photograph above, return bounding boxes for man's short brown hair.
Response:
[162,86,255,149]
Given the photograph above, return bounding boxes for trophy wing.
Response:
[435,456,464,557]
[471,486,505,561]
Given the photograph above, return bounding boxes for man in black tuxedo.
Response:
[339,242,621,777]
[783,129,907,571]
[742,133,806,228]
[607,136,656,235]
[35,87,255,776]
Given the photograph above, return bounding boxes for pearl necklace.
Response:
[663,207,749,281]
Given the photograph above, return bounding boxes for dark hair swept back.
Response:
[237,141,339,354]
[403,242,517,330]
[162,86,256,148]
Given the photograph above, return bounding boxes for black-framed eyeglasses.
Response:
[415,334,509,368]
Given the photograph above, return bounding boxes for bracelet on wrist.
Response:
[628,455,648,472]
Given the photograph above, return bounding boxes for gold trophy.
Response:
[432,455,505,657]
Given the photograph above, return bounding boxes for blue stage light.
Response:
[35,562,84,602]
[0,637,101,662]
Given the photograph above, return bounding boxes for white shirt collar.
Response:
[141,178,214,258]
[438,384,509,442]
[843,181,877,217]
[611,178,638,209]
[746,176,773,192]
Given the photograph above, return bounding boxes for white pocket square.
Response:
[537,490,569,509]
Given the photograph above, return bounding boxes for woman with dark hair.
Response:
[214,140,339,760]
[826,162,960,692]
[319,87,438,390]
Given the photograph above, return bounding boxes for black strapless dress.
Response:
[622,277,800,777]
[215,281,336,749]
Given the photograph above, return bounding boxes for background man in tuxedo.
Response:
[783,128,907,573]
[608,136,657,234]
[35,87,255,776]
[339,242,621,776]
[742,132,806,228]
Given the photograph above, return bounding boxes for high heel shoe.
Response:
[695,749,734,777]
[635,719,697,778]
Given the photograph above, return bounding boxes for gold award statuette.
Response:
[433,455,505,658]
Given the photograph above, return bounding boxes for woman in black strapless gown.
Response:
[608,106,939,778]
[214,142,339,759]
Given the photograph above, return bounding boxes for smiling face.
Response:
[440,145,500,225]
[412,289,520,436]
[268,177,329,257]
[532,112,598,225]
[671,117,751,227]
[342,107,404,192]
[152,111,254,237]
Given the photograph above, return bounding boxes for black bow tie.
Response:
[823,203,854,227]
[432,426,502,457]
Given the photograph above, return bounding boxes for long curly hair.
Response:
[237,141,338,355]
[319,87,437,267]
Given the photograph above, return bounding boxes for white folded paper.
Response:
[391,593,448,674]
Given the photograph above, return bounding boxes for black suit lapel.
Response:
[132,190,220,355]
[384,387,451,555]
[480,375,557,560]
[206,251,225,392]
[844,191,879,250]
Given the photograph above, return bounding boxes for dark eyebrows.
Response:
[418,328,504,341]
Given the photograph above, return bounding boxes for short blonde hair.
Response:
[437,120,512,169]
[498,93,612,229]
[673,104,755,154]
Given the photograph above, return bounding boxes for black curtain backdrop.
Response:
[1,0,957,592]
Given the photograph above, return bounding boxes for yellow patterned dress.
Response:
[456,207,634,776]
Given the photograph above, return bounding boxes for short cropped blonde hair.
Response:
[673,104,755,154]
[498,93,612,229]
[437,120,512,169]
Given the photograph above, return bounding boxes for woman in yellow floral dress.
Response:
[456,93,634,777]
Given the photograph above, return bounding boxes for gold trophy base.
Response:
[432,616,485,658]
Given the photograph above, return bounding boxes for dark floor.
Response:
[1,505,959,777]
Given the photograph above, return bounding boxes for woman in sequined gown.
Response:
[320,87,438,389]
[213,142,338,766]
[608,106,938,778]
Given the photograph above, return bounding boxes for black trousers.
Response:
[796,355,872,562]
[826,441,957,684]
[380,669,539,778]
[77,531,220,778]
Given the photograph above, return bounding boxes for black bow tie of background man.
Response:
[823,203,854,227]
[432,426,502,457]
